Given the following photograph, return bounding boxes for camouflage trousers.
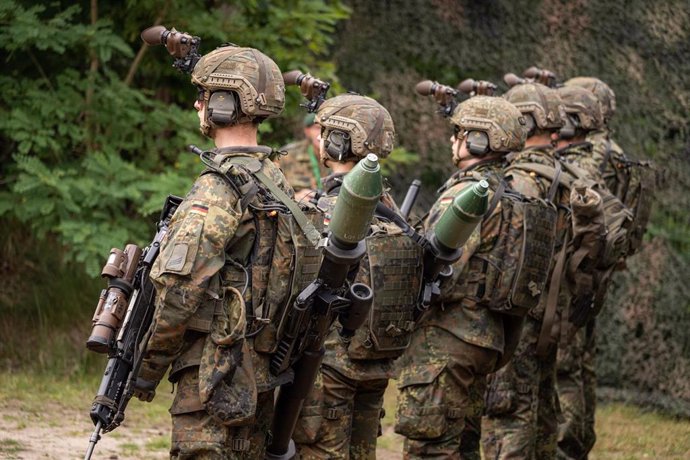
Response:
[296,365,389,460]
[481,316,559,460]
[395,326,499,459]
[169,367,274,459]
[556,319,597,459]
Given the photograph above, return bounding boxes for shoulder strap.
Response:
[508,162,574,190]
[599,139,613,174]
[484,180,507,220]
[536,231,570,358]
[547,160,562,203]
[229,156,322,247]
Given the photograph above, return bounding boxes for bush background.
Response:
[1,0,688,414]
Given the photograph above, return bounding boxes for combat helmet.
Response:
[450,95,527,155]
[316,94,395,163]
[191,45,285,134]
[564,77,616,123]
[503,82,565,134]
[557,85,605,135]
[450,95,527,157]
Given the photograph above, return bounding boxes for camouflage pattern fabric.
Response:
[480,145,574,460]
[482,316,560,460]
[396,326,499,459]
[278,138,325,193]
[294,172,405,459]
[296,365,389,460]
[170,368,275,459]
[555,326,587,460]
[139,148,295,457]
[588,130,629,200]
[394,161,512,458]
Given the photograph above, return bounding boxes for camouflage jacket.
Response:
[587,129,630,200]
[418,160,509,354]
[279,139,326,192]
[556,141,606,187]
[318,172,403,381]
[140,148,295,392]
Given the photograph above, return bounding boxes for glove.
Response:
[133,377,158,402]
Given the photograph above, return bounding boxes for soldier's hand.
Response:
[133,377,157,402]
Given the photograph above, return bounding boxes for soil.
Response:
[0,399,402,459]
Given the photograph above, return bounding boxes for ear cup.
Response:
[208,91,238,126]
[466,131,490,156]
[325,130,351,161]
[523,114,536,137]
[559,114,577,139]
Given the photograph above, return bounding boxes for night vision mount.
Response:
[282,70,331,112]
[415,80,459,117]
[141,25,201,74]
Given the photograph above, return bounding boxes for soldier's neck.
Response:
[524,133,555,148]
[555,135,587,149]
[327,160,356,174]
[214,123,259,148]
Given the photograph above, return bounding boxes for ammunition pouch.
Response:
[346,223,424,361]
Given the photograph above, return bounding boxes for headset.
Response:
[559,113,580,139]
[207,90,239,126]
[324,129,352,161]
[466,131,490,156]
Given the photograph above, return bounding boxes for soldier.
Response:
[131,44,320,459]
[481,81,571,460]
[294,93,412,460]
[279,113,327,201]
[554,80,638,459]
[552,84,608,460]
[395,95,558,459]
[482,80,609,460]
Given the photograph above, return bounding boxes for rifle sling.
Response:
[227,156,321,247]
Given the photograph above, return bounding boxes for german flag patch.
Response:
[440,196,454,206]
[190,204,209,215]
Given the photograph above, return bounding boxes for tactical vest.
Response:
[600,140,654,255]
[184,150,324,360]
[447,173,558,318]
[317,195,424,361]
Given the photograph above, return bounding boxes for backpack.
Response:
[600,140,654,254]
[446,173,559,318]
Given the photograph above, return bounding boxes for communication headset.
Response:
[324,129,352,161]
[466,130,490,156]
[207,90,239,126]
[523,114,536,137]
[559,113,579,139]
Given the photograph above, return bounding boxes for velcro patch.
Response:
[165,243,189,272]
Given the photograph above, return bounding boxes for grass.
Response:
[0,372,688,459]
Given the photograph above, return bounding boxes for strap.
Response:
[228,156,321,247]
[508,162,574,190]
[484,179,506,221]
[364,108,385,149]
[536,232,570,358]
[250,49,267,104]
[547,160,562,203]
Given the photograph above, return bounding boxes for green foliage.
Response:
[0,0,351,276]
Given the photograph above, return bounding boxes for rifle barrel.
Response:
[84,421,102,460]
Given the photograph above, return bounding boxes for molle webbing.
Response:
[222,155,321,247]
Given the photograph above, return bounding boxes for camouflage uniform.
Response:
[139,149,295,459]
[294,94,406,460]
[296,174,403,460]
[482,145,571,460]
[137,45,298,459]
[396,161,516,459]
[279,138,326,194]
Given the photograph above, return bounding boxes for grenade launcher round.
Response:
[266,155,382,459]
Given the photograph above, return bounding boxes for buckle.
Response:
[231,438,251,452]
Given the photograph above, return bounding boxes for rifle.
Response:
[84,195,183,460]
[266,156,382,459]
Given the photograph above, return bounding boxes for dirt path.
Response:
[0,397,402,459]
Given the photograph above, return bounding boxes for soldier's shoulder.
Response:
[185,171,241,211]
